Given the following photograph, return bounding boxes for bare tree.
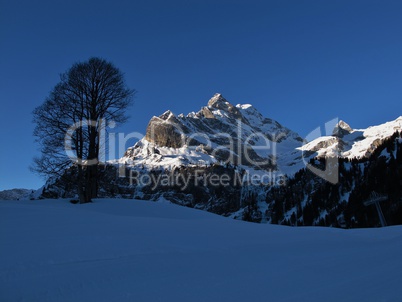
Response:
[33,57,135,203]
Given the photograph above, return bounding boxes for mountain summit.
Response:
[124,93,304,173]
[206,93,243,119]
[207,93,228,108]
[333,120,353,137]
[301,116,402,159]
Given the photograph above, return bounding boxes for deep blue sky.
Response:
[1,0,401,190]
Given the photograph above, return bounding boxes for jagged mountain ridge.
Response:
[300,117,402,159]
[120,94,402,177]
[121,93,305,176]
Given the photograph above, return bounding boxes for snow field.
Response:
[1,198,401,302]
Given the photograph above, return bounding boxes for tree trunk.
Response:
[78,185,86,204]
[77,165,88,204]
[84,122,99,203]
[84,165,97,203]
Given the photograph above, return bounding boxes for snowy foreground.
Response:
[1,199,401,302]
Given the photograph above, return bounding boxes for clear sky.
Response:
[0,0,401,191]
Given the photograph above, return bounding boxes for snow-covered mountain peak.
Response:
[159,110,175,120]
[237,104,253,110]
[236,103,264,125]
[122,93,401,181]
[206,93,243,120]
[122,94,304,174]
[301,116,402,159]
[207,93,228,108]
[333,120,353,137]
[336,120,352,131]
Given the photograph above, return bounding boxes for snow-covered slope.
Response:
[300,117,402,159]
[0,188,34,200]
[1,198,401,302]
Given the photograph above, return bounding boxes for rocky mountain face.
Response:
[122,93,304,174]
[42,94,402,228]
